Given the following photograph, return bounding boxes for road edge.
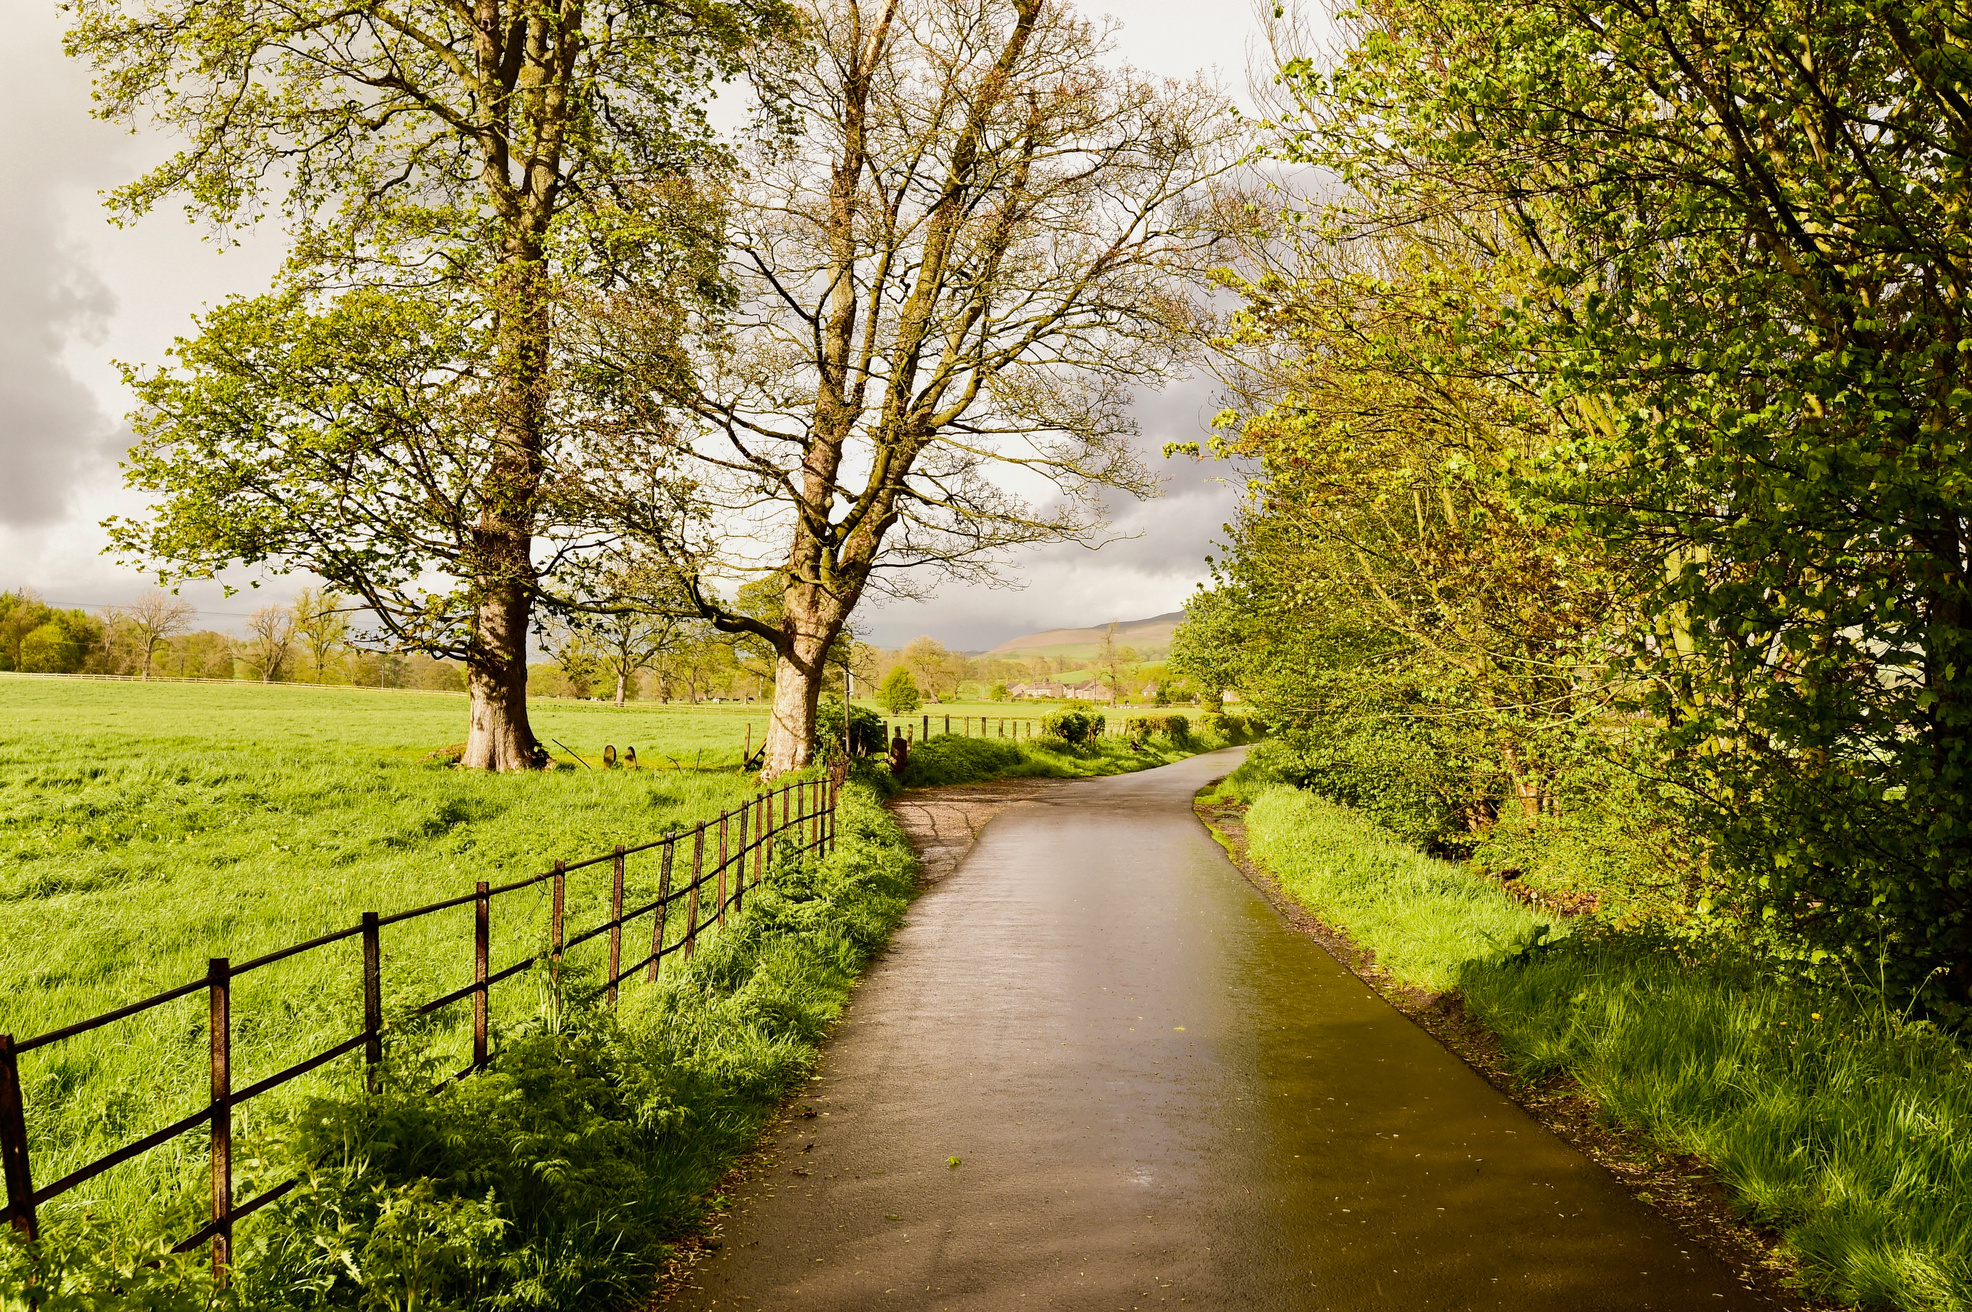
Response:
[1190,790,1836,1312]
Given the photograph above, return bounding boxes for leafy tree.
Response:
[901,637,964,702]
[878,667,922,715]
[1271,0,1972,992]
[0,592,102,674]
[544,562,694,707]
[74,0,792,769]
[573,0,1244,774]
[292,588,349,684]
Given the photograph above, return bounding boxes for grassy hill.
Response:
[982,610,1183,663]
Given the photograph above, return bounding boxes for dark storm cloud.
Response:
[858,370,1245,650]
[0,15,121,527]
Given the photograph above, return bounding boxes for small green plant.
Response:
[877,667,921,714]
[815,695,884,758]
[1123,714,1190,743]
[1039,708,1101,748]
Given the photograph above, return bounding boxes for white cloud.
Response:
[0,0,1279,642]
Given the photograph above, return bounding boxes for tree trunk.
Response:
[763,641,830,776]
[615,671,627,707]
[461,580,538,771]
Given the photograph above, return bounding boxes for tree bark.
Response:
[763,637,831,775]
[462,576,539,770]
[615,670,627,707]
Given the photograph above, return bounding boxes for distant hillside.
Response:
[984,611,1184,663]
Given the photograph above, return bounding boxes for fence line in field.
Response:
[0,670,465,695]
[875,711,1124,745]
[0,763,848,1280]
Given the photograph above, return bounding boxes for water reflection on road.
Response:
[669,748,1769,1310]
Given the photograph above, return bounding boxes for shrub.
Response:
[877,667,920,714]
[1236,728,1461,851]
[1039,709,1102,748]
[1124,714,1190,743]
[815,695,885,758]
[896,735,1027,787]
[987,682,1008,701]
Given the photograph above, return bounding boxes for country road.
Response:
[667,747,1768,1311]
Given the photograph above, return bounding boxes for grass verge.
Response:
[0,781,918,1311]
[1223,783,1972,1312]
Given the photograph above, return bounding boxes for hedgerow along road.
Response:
[669,748,1766,1310]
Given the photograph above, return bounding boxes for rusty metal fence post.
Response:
[648,839,674,982]
[207,957,232,1280]
[0,1033,35,1241]
[753,795,766,885]
[608,847,625,1007]
[716,812,730,927]
[683,826,704,961]
[473,883,490,1067]
[361,912,382,1093]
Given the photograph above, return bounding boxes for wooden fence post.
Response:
[550,860,566,957]
[754,795,767,884]
[649,839,674,982]
[207,957,232,1281]
[361,912,382,1093]
[683,826,704,961]
[473,883,489,1068]
[733,806,748,915]
[608,847,625,1007]
[922,713,929,740]
[0,1034,35,1242]
[716,812,730,927]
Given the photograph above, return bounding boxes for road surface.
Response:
[668,747,1766,1310]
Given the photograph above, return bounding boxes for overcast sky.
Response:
[0,1,1276,652]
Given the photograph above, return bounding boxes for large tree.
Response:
[573,0,1243,774]
[1273,0,1972,991]
[78,0,791,769]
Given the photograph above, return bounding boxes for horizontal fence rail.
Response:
[0,670,468,696]
[0,764,847,1280]
[875,713,1127,743]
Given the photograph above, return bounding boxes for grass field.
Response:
[0,677,822,1242]
[0,676,1231,1275]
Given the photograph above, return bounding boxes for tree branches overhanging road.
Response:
[1198,0,1972,997]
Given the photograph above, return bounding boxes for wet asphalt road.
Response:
[669,748,1765,1311]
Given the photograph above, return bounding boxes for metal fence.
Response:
[0,765,847,1276]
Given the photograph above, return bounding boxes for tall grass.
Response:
[1240,786,1543,992]
[3,783,920,1309]
[1465,949,1972,1311]
[0,680,801,1247]
[1239,782,1972,1312]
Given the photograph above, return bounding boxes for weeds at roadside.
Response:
[0,785,917,1311]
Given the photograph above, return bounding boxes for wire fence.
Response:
[0,763,848,1279]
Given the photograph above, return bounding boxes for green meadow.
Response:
[0,677,808,1239]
